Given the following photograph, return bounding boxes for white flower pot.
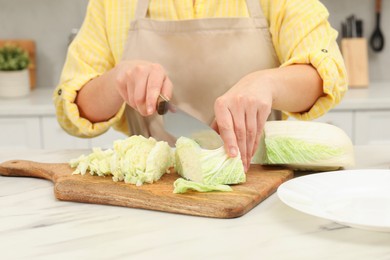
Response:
[0,69,30,98]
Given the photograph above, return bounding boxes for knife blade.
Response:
[157,95,223,149]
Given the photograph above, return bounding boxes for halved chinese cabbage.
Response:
[252,121,355,171]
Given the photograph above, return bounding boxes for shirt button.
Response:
[57,89,62,95]
[321,49,328,53]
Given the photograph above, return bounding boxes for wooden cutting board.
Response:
[0,160,293,218]
[0,39,36,89]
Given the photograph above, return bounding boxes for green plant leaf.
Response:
[0,44,30,71]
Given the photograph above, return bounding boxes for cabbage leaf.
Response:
[174,137,245,193]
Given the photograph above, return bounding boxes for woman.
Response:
[54,0,347,171]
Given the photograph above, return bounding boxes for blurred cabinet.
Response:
[41,116,126,149]
[0,115,126,150]
[0,88,128,150]
[0,117,41,149]
[355,111,390,145]
[41,116,89,149]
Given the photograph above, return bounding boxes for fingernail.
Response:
[147,106,153,115]
[229,147,238,157]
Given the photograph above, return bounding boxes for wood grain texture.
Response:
[0,160,293,218]
[341,38,369,88]
[0,40,36,89]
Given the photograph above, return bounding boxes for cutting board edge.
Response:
[0,160,64,181]
[54,186,252,219]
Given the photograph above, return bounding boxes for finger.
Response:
[214,98,238,158]
[245,100,258,169]
[125,70,137,109]
[161,76,173,101]
[133,65,150,116]
[145,64,166,115]
[252,109,268,157]
[210,119,219,132]
[230,106,247,171]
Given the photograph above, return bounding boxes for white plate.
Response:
[277,169,390,232]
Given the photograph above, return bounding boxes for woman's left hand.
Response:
[212,73,274,172]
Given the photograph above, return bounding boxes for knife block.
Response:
[341,38,369,88]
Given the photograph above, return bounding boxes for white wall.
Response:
[0,0,388,88]
[0,0,88,88]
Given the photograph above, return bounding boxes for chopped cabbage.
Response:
[173,137,245,193]
[70,135,173,186]
[173,178,232,193]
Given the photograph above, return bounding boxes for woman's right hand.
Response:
[114,60,173,116]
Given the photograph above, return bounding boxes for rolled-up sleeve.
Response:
[53,0,128,138]
[267,0,348,120]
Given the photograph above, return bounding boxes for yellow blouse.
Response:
[54,0,348,138]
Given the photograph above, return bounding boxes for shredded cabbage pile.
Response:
[70,135,173,186]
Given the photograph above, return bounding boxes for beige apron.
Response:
[123,0,281,145]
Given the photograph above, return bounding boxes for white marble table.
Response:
[1,146,390,260]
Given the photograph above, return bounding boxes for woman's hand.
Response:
[213,73,274,172]
[114,60,173,116]
[212,65,324,172]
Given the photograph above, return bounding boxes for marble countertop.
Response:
[1,82,390,116]
[1,146,390,259]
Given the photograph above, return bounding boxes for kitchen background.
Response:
[0,0,88,88]
[1,0,390,149]
[0,0,389,87]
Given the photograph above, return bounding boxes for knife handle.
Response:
[356,19,363,38]
[157,94,169,115]
[341,22,347,38]
[376,0,381,13]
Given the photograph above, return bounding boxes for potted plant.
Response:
[0,44,30,98]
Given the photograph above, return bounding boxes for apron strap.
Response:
[135,0,150,19]
[136,0,265,20]
[245,0,265,19]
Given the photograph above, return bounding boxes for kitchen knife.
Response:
[356,19,363,38]
[347,15,356,38]
[341,22,348,38]
[157,95,223,149]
